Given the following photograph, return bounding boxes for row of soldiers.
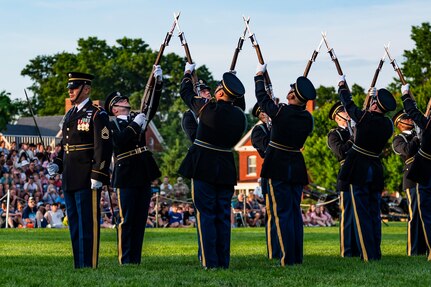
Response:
[47,57,430,269]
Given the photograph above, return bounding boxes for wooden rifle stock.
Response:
[229,23,248,71]
[178,33,199,91]
[425,98,431,118]
[304,39,323,77]
[363,57,385,110]
[140,15,178,113]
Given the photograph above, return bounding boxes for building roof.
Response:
[4,116,63,136]
[234,121,262,152]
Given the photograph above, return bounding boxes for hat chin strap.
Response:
[70,85,85,105]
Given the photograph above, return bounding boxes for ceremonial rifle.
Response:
[140,13,180,115]
[175,13,200,96]
[384,45,415,101]
[321,32,349,89]
[243,16,275,100]
[363,47,387,110]
[303,38,324,77]
[229,17,250,72]
[24,89,44,148]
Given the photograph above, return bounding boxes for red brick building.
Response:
[234,101,315,194]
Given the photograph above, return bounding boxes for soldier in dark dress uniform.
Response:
[337,75,396,261]
[401,83,431,260]
[104,66,162,265]
[254,63,316,266]
[49,72,112,268]
[181,80,212,143]
[250,103,280,259]
[327,102,358,258]
[391,110,425,256]
[179,62,246,269]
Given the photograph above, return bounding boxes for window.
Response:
[247,155,257,176]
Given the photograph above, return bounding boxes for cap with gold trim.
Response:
[290,76,316,103]
[220,72,245,99]
[104,91,128,116]
[375,88,396,113]
[252,102,263,118]
[66,72,94,89]
[328,101,345,120]
[392,109,410,126]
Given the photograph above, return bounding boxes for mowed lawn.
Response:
[0,223,430,287]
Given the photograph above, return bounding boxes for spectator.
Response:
[43,184,60,205]
[302,209,312,226]
[25,161,36,178]
[0,200,7,228]
[321,206,335,226]
[23,176,38,196]
[246,193,263,227]
[158,202,170,227]
[253,178,265,205]
[168,203,184,228]
[35,203,48,228]
[22,197,37,227]
[173,177,189,201]
[160,176,173,199]
[308,204,326,227]
[183,203,196,227]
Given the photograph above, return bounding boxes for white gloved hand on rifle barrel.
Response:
[153,65,163,82]
[185,62,196,73]
[256,63,267,75]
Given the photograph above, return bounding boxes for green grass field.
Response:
[0,223,430,287]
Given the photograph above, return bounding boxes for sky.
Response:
[1,0,430,112]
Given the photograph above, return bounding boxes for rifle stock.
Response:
[303,39,323,77]
[321,33,349,90]
[229,18,249,72]
[425,98,431,118]
[363,56,386,110]
[140,14,179,113]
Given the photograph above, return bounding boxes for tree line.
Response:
[1,23,431,193]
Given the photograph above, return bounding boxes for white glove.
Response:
[368,87,377,99]
[91,179,102,189]
[338,75,346,84]
[153,65,163,81]
[133,113,147,127]
[401,84,410,95]
[47,163,59,176]
[256,63,267,74]
[185,62,196,73]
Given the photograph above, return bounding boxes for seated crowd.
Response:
[0,140,335,229]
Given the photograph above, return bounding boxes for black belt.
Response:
[116,146,148,161]
[193,139,231,152]
[268,141,301,152]
[352,144,379,158]
[64,143,94,154]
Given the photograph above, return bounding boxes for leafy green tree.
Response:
[0,91,17,131]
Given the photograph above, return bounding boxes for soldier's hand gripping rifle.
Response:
[174,13,200,96]
[363,47,387,110]
[303,38,324,77]
[384,44,415,101]
[322,32,349,90]
[229,17,250,72]
[243,16,275,101]
[140,13,180,122]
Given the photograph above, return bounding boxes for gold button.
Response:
[66,136,69,139]
[67,128,70,131]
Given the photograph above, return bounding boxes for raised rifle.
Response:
[425,98,431,118]
[304,38,324,77]
[229,17,250,72]
[140,13,180,118]
[243,16,275,101]
[321,32,349,89]
[174,13,200,96]
[384,44,415,100]
[24,89,44,148]
[363,47,387,110]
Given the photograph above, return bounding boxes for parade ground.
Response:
[1,223,429,287]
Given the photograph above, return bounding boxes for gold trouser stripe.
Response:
[340,192,345,257]
[269,179,286,266]
[406,188,413,256]
[117,188,124,265]
[192,179,206,267]
[416,184,431,260]
[350,185,368,262]
[92,188,98,268]
[265,194,273,259]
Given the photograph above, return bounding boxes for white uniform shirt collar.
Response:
[75,98,90,112]
[117,115,128,120]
